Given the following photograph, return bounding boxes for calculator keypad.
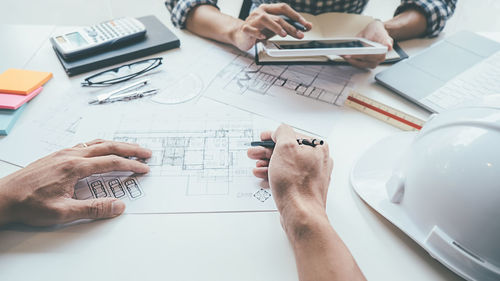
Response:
[87,18,145,44]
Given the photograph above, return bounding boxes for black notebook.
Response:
[54,15,180,76]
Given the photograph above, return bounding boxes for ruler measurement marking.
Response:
[346,93,424,131]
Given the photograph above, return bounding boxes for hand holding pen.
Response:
[247,124,333,219]
[251,138,324,148]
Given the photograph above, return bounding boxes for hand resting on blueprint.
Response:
[0,140,151,226]
[247,124,366,281]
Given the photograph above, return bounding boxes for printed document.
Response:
[73,103,278,214]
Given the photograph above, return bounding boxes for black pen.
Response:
[279,15,307,32]
[251,139,324,148]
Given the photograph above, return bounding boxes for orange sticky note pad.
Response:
[0,68,53,95]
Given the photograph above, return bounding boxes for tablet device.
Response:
[263,37,387,57]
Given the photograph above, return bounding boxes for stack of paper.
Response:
[0,68,52,135]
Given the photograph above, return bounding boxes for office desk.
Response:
[1,1,499,280]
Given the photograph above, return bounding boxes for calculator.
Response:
[50,17,147,60]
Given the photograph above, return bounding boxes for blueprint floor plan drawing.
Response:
[204,52,363,136]
[217,54,354,105]
[113,127,255,197]
[74,103,278,214]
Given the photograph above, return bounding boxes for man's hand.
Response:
[247,125,333,231]
[343,20,394,69]
[231,3,312,51]
[247,126,366,281]
[0,140,152,226]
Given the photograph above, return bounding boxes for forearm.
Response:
[282,205,366,281]
[0,177,14,226]
[185,5,243,47]
[384,9,427,41]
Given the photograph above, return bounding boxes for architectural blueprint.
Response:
[74,103,278,214]
[0,82,88,167]
[213,54,354,104]
[0,31,212,167]
[204,51,364,136]
[0,79,156,167]
[0,32,356,169]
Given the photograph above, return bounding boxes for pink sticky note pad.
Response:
[0,87,43,109]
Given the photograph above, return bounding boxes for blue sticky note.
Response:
[0,105,26,135]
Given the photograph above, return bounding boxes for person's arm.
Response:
[186,5,253,51]
[384,8,427,41]
[0,140,151,226]
[344,0,456,68]
[247,125,366,281]
[187,3,312,51]
[166,0,312,51]
[282,203,366,281]
[344,9,428,68]
[389,0,457,40]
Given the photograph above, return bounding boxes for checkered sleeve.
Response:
[165,0,219,29]
[395,0,457,37]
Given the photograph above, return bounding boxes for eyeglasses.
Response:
[81,58,163,87]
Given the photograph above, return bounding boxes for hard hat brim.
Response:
[351,132,423,241]
[350,132,474,281]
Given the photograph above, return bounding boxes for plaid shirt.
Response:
[165,0,456,37]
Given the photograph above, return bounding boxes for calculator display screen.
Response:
[66,32,88,47]
[56,36,66,43]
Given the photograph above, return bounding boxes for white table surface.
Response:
[0,1,499,280]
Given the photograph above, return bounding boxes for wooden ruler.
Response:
[345,91,425,131]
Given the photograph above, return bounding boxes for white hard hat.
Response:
[351,96,500,281]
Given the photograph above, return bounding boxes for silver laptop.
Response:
[375,31,500,113]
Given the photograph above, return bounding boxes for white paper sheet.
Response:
[203,49,365,136]
[0,48,86,166]
[73,103,278,214]
[0,30,223,167]
[0,27,349,168]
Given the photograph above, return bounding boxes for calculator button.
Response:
[87,30,98,37]
[102,27,113,38]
